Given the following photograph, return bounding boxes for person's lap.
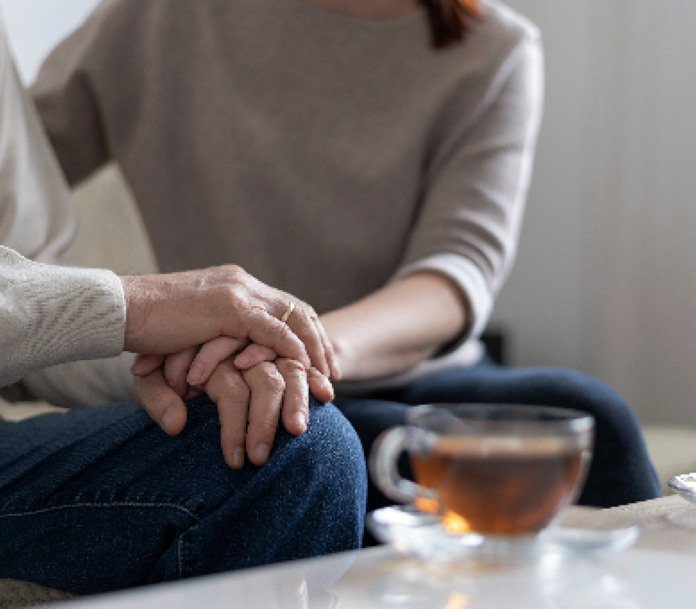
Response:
[0,396,366,595]
[334,358,659,526]
[0,358,659,586]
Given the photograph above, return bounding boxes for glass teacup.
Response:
[370,404,595,537]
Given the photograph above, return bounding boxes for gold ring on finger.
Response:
[280,302,295,324]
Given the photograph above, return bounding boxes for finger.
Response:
[164,347,198,398]
[244,308,311,371]
[188,336,249,386]
[132,369,187,436]
[205,360,250,469]
[233,344,277,370]
[242,362,285,466]
[313,316,341,381]
[307,367,334,404]
[275,358,309,436]
[130,354,165,377]
[281,302,331,377]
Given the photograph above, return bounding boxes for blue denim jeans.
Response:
[0,396,366,595]
[335,358,660,542]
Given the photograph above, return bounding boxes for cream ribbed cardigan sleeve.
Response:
[0,248,125,388]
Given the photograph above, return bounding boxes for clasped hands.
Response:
[120,265,340,470]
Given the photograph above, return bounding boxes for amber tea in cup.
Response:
[370,404,594,537]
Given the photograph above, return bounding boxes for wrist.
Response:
[120,275,151,352]
[320,312,358,380]
[328,333,358,381]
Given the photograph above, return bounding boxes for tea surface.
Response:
[410,436,585,535]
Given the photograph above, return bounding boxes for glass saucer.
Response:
[366,506,640,563]
[668,473,696,503]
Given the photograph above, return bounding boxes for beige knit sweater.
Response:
[26,0,543,402]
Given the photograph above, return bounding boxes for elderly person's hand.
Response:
[120,264,340,379]
[131,337,334,468]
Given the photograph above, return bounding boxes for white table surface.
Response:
[48,528,696,609]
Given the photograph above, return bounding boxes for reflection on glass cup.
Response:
[370,404,594,536]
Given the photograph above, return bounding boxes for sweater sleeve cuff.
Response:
[0,247,126,387]
[390,253,493,354]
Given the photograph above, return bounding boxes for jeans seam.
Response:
[0,501,203,522]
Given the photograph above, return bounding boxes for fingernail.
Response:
[255,443,270,463]
[315,371,334,400]
[232,448,245,469]
[322,375,334,392]
[161,407,177,432]
[294,412,307,432]
[187,362,205,385]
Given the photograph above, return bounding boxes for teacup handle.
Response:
[369,426,439,506]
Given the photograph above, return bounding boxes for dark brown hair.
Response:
[421,0,481,49]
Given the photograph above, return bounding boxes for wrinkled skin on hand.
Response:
[121,264,340,378]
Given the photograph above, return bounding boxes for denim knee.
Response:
[0,397,367,592]
[521,368,659,505]
[526,367,641,430]
[171,398,367,580]
[276,400,368,550]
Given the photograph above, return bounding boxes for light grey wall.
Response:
[581,1,696,424]
[488,0,594,372]
[493,1,696,426]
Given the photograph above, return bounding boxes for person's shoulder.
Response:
[453,0,540,71]
[52,0,145,51]
[77,0,138,29]
[448,1,540,80]
[475,1,540,48]
[72,0,173,42]
[51,0,182,72]
[86,0,160,21]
